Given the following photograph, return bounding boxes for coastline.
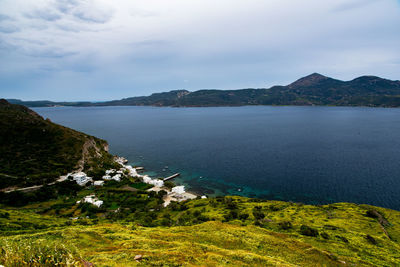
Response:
[115,156,200,207]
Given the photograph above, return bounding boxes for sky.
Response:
[0,0,400,101]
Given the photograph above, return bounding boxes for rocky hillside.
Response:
[0,99,113,189]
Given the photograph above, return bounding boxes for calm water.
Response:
[34,106,400,210]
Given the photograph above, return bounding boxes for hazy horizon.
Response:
[4,72,400,102]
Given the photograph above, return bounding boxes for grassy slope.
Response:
[1,197,400,266]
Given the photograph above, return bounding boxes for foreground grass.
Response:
[1,196,400,266]
[1,221,343,266]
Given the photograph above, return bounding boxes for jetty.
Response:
[164,173,180,181]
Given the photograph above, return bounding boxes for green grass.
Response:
[130,182,153,191]
[1,196,400,266]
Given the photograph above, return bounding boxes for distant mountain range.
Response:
[8,73,400,107]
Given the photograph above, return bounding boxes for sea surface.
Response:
[34,106,400,210]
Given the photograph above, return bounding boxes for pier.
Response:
[164,173,180,181]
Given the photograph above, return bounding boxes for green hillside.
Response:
[0,99,114,189]
[1,196,400,266]
[8,73,400,108]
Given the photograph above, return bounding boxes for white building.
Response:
[102,174,112,180]
[80,195,103,207]
[115,156,128,165]
[94,180,104,186]
[112,174,121,182]
[105,169,115,175]
[171,186,185,195]
[70,172,92,186]
[142,175,164,187]
[125,165,138,177]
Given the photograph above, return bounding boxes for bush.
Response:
[164,181,175,189]
[278,221,293,230]
[0,212,10,219]
[269,205,282,211]
[366,210,380,219]
[239,213,249,221]
[365,234,378,245]
[225,198,238,210]
[224,210,239,221]
[321,232,330,239]
[300,225,319,237]
[336,235,349,243]
[253,207,265,220]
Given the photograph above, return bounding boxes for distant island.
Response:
[8,73,400,108]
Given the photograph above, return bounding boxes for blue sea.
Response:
[34,106,400,210]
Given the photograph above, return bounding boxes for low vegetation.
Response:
[1,194,400,266]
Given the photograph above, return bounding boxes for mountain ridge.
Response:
[7,73,400,107]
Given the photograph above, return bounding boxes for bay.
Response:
[34,106,400,210]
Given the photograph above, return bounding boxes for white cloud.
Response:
[0,0,399,100]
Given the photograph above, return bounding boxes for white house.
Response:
[141,175,164,187]
[70,172,92,186]
[105,169,115,175]
[81,195,103,207]
[102,175,112,180]
[112,174,121,182]
[125,165,138,177]
[152,179,164,187]
[171,186,185,195]
[93,200,103,207]
[115,156,128,165]
[94,180,104,186]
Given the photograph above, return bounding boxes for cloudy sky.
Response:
[0,0,399,101]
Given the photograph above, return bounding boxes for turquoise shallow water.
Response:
[34,106,400,210]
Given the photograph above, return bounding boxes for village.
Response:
[70,156,203,208]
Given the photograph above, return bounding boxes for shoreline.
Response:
[115,156,201,206]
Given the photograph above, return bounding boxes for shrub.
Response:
[366,210,380,219]
[336,235,349,243]
[253,207,265,220]
[0,212,10,219]
[224,210,239,221]
[269,205,282,211]
[300,225,319,237]
[365,234,378,245]
[225,198,238,210]
[278,221,293,230]
[193,210,202,217]
[239,213,249,221]
[321,232,330,239]
[164,181,175,189]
